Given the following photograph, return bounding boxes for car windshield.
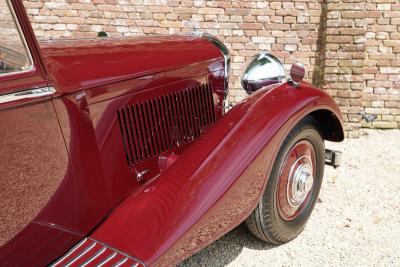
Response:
[0,0,32,75]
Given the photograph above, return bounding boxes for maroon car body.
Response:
[0,1,344,266]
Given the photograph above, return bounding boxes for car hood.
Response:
[39,35,224,94]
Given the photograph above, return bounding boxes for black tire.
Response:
[245,116,325,244]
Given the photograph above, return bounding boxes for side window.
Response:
[0,0,32,75]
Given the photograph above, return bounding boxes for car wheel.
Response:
[245,116,325,244]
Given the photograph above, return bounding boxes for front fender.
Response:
[90,82,344,266]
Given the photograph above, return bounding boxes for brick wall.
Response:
[363,0,400,130]
[20,0,400,136]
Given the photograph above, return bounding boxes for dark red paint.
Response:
[39,36,224,96]
[90,82,344,266]
[0,1,344,266]
[290,63,306,83]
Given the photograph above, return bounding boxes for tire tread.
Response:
[245,116,324,245]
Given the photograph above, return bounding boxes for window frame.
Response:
[0,0,34,78]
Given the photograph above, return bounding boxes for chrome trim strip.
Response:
[0,87,56,104]
[52,237,145,267]
[90,238,146,266]
[201,33,231,108]
[113,258,128,267]
[81,247,107,267]
[50,238,88,267]
[97,252,117,267]
[64,241,96,267]
[0,0,35,78]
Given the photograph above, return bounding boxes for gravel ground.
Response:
[180,129,400,267]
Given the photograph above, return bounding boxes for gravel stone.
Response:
[179,129,400,267]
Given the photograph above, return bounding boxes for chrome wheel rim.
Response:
[277,140,316,221]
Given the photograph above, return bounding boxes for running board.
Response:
[50,238,145,267]
[325,149,342,168]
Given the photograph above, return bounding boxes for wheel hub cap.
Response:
[277,140,316,221]
[287,160,314,207]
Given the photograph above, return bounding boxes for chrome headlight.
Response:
[242,52,285,94]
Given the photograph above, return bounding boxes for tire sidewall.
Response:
[265,125,325,237]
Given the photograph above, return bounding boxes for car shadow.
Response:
[178,223,276,266]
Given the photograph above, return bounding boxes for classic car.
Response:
[0,0,344,266]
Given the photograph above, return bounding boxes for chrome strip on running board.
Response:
[50,237,145,267]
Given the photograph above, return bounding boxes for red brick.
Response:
[18,0,400,132]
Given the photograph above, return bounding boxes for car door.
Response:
[0,0,82,265]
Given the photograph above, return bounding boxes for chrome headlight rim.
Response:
[241,52,285,94]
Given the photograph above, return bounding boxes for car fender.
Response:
[89,81,344,266]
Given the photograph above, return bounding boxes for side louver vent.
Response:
[117,83,216,166]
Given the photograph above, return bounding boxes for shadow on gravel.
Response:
[178,223,276,266]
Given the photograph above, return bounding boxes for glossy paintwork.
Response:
[1,2,227,265]
[0,1,345,266]
[290,63,306,84]
[91,82,344,266]
[52,93,111,233]
[0,1,79,265]
[38,32,226,210]
[0,100,81,266]
[39,35,224,96]
[88,70,224,207]
[1,224,81,267]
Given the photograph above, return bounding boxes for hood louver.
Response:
[117,83,216,166]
